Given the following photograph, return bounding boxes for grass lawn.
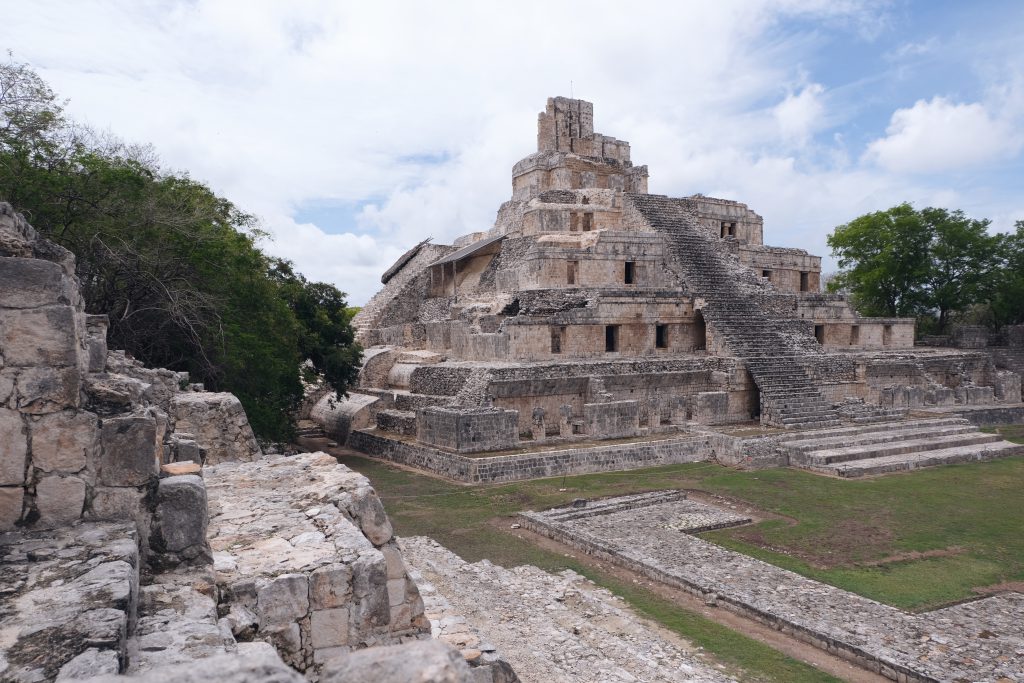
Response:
[329,444,1024,681]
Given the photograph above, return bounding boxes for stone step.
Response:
[776,417,970,443]
[803,432,1002,466]
[783,423,979,453]
[816,441,1024,478]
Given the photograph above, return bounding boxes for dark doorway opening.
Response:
[624,261,636,284]
[656,324,668,349]
[694,311,707,351]
[814,324,825,344]
[605,325,619,352]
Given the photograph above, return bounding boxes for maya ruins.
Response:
[2,97,1024,683]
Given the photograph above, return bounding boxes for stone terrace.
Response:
[520,492,1024,682]
[203,452,430,672]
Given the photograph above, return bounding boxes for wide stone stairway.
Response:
[629,194,841,429]
[779,416,1024,477]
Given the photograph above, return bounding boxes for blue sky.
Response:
[4,1,1023,304]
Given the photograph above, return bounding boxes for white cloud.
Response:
[2,0,1022,303]
[774,83,826,145]
[863,96,1022,173]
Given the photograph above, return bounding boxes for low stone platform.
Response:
[349,428,708,483]
[780,416,1023,477]
[0,521,139,682]
[519,492,1024,682]
[400,536,735,683]
[204,452,429,672]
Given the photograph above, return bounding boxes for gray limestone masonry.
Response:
[519,492,1024,683]
[400,535,735,683]
[203,452,431,673]
[332,96,1021,482]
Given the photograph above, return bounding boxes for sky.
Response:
[4,0,1024,304]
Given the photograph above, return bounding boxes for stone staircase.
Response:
[629,194,840,428]
[780,416,1024,477]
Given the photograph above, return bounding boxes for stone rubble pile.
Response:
[400,536,736,683]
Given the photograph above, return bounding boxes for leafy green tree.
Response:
[920,207,1002,332]
[826,203,932,317]
[270,259,362,401]
[0,57,362,440]
[829,204,1012,334]
[989,221,1024,328]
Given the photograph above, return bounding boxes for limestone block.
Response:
[257,573,309,628]
[91,486,147,521]
[36,475,86,526]
[0,305,82,367]
[0,257,66,309]
[30,409,98,473]
[263,623,303,668]
[966,386,994,405]
[994,371,1022,403]
[310,563,353,610]
[152,475,208,553]
[0,485,24,529]
[386,578,406,607]
[320,639,475,683]
[351,550,389,632]
[311,607,350,649]
[0,369,14,407]
[0,406,27,484]
[0,210,34,257]
[99,415,158,486]
[85,314,109,374]
[350,487,393,546]
[381,544,406,580]
[170,392,261,464]
[15,365,82,413]
[695,392,729,425]
[933,387,955,406]
[55,647,120,680]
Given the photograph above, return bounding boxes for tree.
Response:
[828,204,1011,334]
[0,58,362,440]
[920,207,1002,332]
[826,203,932,317]
[989,221,1024,328]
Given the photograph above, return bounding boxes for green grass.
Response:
[982,423,1024,444]
[330,440,1024,679]
[334,455,839,682]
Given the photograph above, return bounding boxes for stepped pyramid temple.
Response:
[315,97,1023,482]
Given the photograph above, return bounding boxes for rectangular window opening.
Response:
[721,221,736,238]
[883,324,893,346]
[624,261,635,285]
[762,269,772,280]
[800,271,810,292]
[850,325,860,345]
[814,324,825,344]
[655,324,668,349]
[605,325,619,352]
[582,213,593,231]
[567,260,578,285]
[551,326,564,354]
[569,212,580,232]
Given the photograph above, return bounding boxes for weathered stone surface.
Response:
[0,406,27,485]
[310,563,353,610]
[36,475,87,526]
[77,642,302,683]
[205,453,429,670]
[14,365,81,413]
[0,257,65,309]
[0,305,82,367]
[55,647,120,680]
[90,486,148,522]
[151,475,209,555]
[0,521,138,682]
[99,415,158,486]
[170,392,261,465]
[257,573,309,627]
[0,485,25,529]
[321,639,475,683]
[349,487,393,546]
[29,409,98,473]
